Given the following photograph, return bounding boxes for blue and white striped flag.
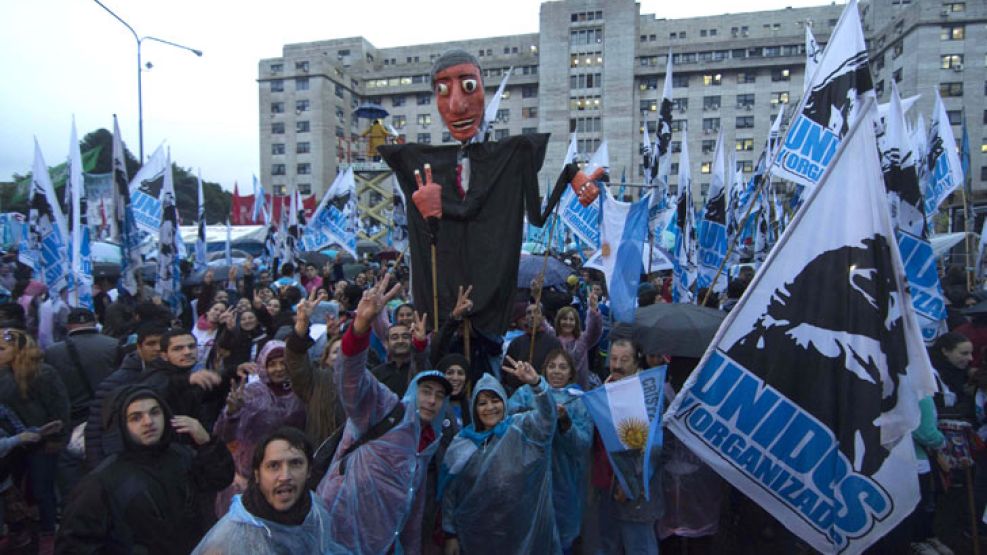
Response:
[597,186,649,324]
[581,365,667,501]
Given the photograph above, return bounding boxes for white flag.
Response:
[923,90,964,220]
[195,170,208,272]
[773,0,874,189]
[156,148,181,310]
[23,139,70,293]
[68,117,93,309]
[804,25,821,94]
[666,99,933,553]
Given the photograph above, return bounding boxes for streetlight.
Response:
[92,0,203,162]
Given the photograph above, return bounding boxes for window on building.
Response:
[569,117,602,133]
[494,129,510,141]
[736,138,755,152]
[295,60,309,72]
[571,96,602,110]
[335,126,345,138]
[272,184,287,195]
[945,2,966,11]
[947,110,963,125]
[941,25,965,40]
[296,121,310,133]
[295,77,309,91]
[737,160,754,173]
[521,85,538,98]
[702,118,720,133]
[271,122,285,134]
[701,162,712,174]
[671,120,687,132]
[334,84,344,98]
[737,72,756,84]
[417,114,432,126]
[270,63,283,73]
[271,102,284,114]
[701,140,715,154]
[893,68,903,83]
[640,99,657,112]
[892,41,904,59]
[417,133,432,144]
[392,95,406,107]
[270,80,284,92]
[393,115,407,129]
[296,142,310,154]
[297,163,310,175]
[736,116,755,129]
[703,96,721,110]
[672,98,688,112]
[941,54,964,69]
[673,75,689,87]
[940,82,964,97]
[703,74,722,86]
[522,127,537,135]
[671,141,682,153]
[570,28,604,46]
[570,73,603,89]
[271,143,285,155]
[875,80,885,97]
[639,76,659,91]
[736,93,755,108]
[522,107,538,119]
[771,68,791,82]
[981,166,987,181]
[295,100,309,112]
[297,183,311,195]
[417,93,432,105]
[770,92,790,105]
[495,109,510,123]
[442,131,452,142]
[272,164,286,176]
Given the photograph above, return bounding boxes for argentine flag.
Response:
[581,365,667,500]
[596,186,650,323]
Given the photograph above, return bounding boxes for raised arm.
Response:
[502,358,556,444]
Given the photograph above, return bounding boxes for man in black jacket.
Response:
[370,323,422,397]
[137,328,223,430]
[84,322,166,467]
[57,387,234,554]
[43,308,119,494]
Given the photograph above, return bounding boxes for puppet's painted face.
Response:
[434,63,484,142]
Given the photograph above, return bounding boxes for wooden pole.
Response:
[967,464,981,555]
[430,243,439,332]
[529,211,560,364]
[962,187,975,292]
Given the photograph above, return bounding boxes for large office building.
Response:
[258,0,985,213]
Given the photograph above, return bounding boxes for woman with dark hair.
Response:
[215,308,270,376]
[437,354,471,428]
[0,328,68,551]
[212,341,306,516]
[441,361,559,555]
[928,331,975,420]
[553,292,602,390]
[508,348,594,554]
[193,301,229,369]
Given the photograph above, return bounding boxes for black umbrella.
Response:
[517,254,575,288]
[353,103,389,120]
[343,263,368,280]
[612,302,726,358]
[299,251,332,267]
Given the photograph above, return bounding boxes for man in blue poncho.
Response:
[192,427,340,554]
[304,274,453,554]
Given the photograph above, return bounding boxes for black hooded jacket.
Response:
[57,387,233,555]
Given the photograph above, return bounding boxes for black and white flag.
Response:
[666,99,935,554]
[773,0,873,189]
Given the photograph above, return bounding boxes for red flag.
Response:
[231,182,257,225]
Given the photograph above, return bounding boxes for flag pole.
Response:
[962,187,974,292]
[530,204,561,363]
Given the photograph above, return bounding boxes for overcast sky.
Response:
[0,0,832,190]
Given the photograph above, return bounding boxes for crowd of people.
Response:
[0,248,982,554]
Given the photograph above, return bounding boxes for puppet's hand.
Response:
[571,167,604,207]
[413,164,443,219]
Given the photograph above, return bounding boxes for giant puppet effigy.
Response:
[379,49,601,341]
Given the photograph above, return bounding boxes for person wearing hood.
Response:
[139,327,224,430]
[57,387,234,554]
[442,360,560,555]
[85,323,166,467]
[313,274,453,554]
[438,353,471,428]
[212,340,306,516]
[507,348,594,553]
[192,427,341,554]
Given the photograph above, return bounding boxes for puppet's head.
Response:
[431,49,484,143]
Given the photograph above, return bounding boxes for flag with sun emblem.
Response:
[581,365,667,500]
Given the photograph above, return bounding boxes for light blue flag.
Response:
[252,174,268,225]
[194,170,208,272]
[597,188,650,323]
[224,218,233,266]
[581,365,667,500]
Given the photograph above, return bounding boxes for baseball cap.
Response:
[67,308,97,326]
[415,370,453,396]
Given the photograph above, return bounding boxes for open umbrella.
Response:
[353,103,389,120]
[611,302,725,358]
[517,254,575,288]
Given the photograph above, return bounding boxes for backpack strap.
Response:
[338,402,406,476]
[66,338,95,398]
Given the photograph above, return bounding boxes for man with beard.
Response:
[371,323,425,397]
[57,387,233,554]
[192,427,340,554]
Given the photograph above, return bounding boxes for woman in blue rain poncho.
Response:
[508,348,594,552]
[312,275,453,555]
[442,358,560,555]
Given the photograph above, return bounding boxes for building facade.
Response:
[258,0,985,210]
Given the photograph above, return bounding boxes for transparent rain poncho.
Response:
[315,339,449,555]
[191,493,342,554]
[441,374,561,555]
[508,382,594,549]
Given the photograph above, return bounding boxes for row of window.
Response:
[271,163,310,176]
[271,142,311,155]
[270,100,310,113]
[570,28,603,47]
[639,45,803,69]
[571,10,603,22]
[270,77,309,92]
[367,75,429,89]
[271,122,312,134]
[571,53,604,68]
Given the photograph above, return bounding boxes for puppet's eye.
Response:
[436,83,449,96]
[461,79,478,93]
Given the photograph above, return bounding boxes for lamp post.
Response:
[93,0,203,162]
